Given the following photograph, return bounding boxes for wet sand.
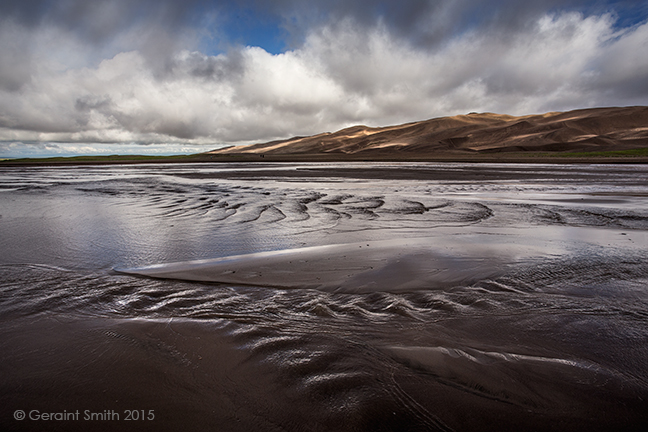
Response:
[1,162,648,431]
[116,227,647,292]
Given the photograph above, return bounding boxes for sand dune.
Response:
[208,106,648,157]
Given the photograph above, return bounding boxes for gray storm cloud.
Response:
[0,0,647,155]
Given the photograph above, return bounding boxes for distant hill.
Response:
[207,106,648,157]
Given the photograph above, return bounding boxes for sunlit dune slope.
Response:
[207,106,648,156]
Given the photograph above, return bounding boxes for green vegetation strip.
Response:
[549,148,648,158]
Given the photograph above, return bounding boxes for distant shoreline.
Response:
[2,151,648,166]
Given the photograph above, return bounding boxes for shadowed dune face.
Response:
[209,106,648,156]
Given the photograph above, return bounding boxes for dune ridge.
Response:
[207,106,648,157]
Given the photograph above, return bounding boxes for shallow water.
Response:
[1,162,648,431]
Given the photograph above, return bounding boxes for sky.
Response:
[1,0,647,158]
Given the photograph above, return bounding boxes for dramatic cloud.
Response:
[1,0,647,157]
